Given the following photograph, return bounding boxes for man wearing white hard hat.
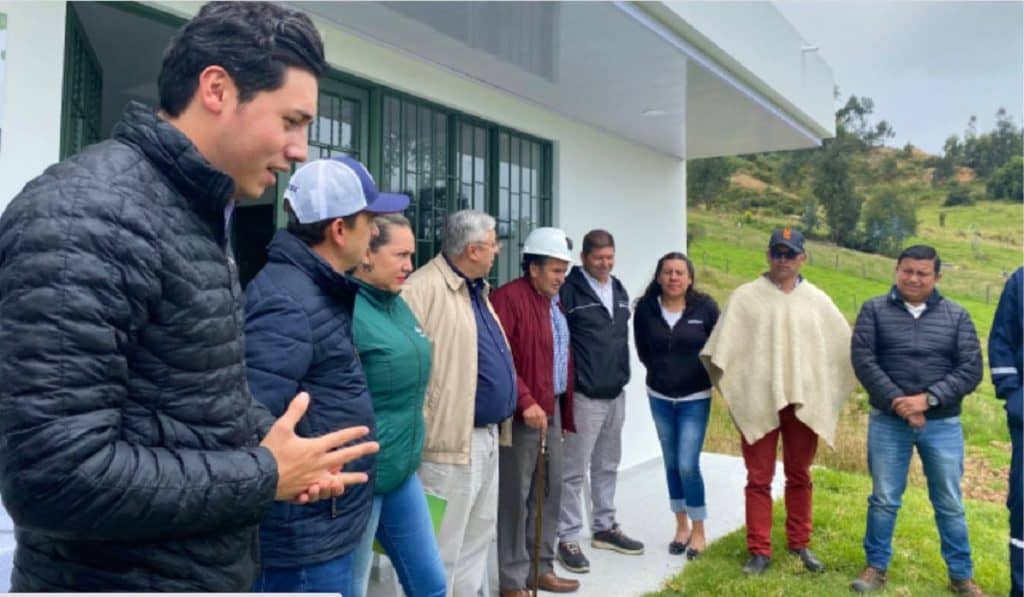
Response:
[243,156,408,593]
[491,227,580,595]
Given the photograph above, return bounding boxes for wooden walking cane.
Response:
[531,430,547,597]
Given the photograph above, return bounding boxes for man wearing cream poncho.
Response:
[699,228,857,577]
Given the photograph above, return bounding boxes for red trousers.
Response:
[740,405,819,556]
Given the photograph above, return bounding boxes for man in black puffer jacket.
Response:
[850,245,983,596]
[0,3,376,591]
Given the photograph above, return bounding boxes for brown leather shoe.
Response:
[950,578,985,597]
[527,571,581,593]
[500,590,531,597]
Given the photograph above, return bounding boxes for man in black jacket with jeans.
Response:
[850,245,983,596]
[556,230,643,574]
[0,3,376,591]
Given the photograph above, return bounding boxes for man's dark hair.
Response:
[284,202,357,247]
[158,2,326,117]
[897,244,942,273]
[582,229,615,256]
[522,253,553,276]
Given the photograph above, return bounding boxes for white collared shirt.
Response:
[581,268,614,317]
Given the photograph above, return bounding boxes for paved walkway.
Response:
[368,452,784,596]
[0,452,783,594]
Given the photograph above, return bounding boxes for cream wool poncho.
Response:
[699,275,856,447]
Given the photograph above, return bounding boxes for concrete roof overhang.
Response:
[291,1,835,159]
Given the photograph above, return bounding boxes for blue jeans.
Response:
[649,396,711,520]
[350,473,446,597]
[864,410,973,580]
[253,550,354,593]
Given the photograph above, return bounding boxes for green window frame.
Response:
[375,89,553,286]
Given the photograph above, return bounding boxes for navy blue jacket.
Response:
[245,230,376,568]
[990,267,1023,426]
[560,268,631,399]
[852,287,982,419]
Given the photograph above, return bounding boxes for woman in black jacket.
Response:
[633,252,719,560]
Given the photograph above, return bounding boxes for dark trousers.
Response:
[740,405,819,556]
[497,408,563,590]
[1010,421,1022,597]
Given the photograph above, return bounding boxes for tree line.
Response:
[688,92,1023,257]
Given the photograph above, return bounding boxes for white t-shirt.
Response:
[905,302,927,319]
[658,296,683,328]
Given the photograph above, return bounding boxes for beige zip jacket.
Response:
[401,254,513,464]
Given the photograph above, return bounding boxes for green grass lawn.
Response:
[646,468,1011,597]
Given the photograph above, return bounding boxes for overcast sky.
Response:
[774,0,1023,156]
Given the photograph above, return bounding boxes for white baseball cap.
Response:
[284,156,410,223]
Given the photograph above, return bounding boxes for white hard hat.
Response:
[522,227,574,263]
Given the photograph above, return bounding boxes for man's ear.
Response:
[195,65,236,115]
[329,218,348,248]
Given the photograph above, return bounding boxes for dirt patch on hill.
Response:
[955,166,977,183]
[731,172,768,191]
[964,444,1009,503]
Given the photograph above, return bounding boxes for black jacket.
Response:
[245,230,375,568]
[560,268,631,399]
[852,287,983,419]
[0,102,278,591]
[633,293,720,398]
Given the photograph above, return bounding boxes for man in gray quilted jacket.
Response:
[849,245,983,596]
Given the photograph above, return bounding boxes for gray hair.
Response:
[442,210,496,257]
[369,213,412,253]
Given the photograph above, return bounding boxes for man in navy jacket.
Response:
[245,157,407,593]
[990,267,1023,597]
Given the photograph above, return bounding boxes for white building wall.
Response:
[310,16,688,470]
[0,2,66,213]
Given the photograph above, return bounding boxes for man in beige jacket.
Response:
[401,210,518,597]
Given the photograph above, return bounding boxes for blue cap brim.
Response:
[770,240,804,253]
[364,192,410,214]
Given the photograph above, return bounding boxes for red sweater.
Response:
[491,277,575,433]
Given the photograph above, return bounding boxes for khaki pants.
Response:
[418,426,499,597]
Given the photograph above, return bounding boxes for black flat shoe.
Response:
[686,547,702,561]
[668,538,690,555]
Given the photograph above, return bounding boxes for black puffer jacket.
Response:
[852,287,983,419]
[0,102,278,591]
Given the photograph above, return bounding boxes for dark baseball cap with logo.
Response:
[768,227,805,254]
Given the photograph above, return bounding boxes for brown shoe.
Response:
[527,571,581,593]
[950,578,984,597]
[500,591,531,597]
[850,566,887,593]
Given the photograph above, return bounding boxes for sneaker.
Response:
[789,548,825,572]
[850,566,887,593]
[742,553,771,575]
[557,541,590,573]
[950,578,984,597]
[592,524,644,555]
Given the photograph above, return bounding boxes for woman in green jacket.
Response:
[350,214,445,597]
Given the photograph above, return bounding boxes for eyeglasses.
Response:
[769,247,801,260]
[473,239,502,250]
